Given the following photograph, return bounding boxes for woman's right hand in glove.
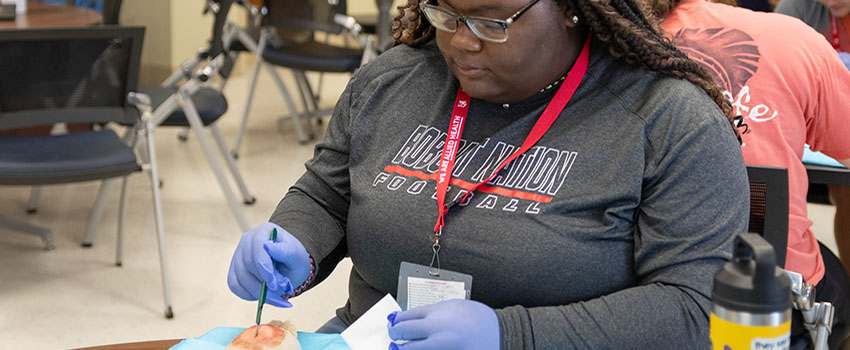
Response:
[227,222,311,308]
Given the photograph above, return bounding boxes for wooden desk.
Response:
[71,339,182,350]
[0,2,101,30]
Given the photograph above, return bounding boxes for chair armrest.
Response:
[127,92,154,124]
[195,54,227,83]
[334,14,364,36]
[334,13,378,65]
[128,92,152,113]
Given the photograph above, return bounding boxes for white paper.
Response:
[341,293,402,350]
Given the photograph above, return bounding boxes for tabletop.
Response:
[0,2,101,30]
[806,163,850,185]
[70,339,182,350]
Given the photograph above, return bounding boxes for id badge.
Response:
[396,261,472,310]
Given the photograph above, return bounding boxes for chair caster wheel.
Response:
[81,242,93,248]
[115,262,122,267]
[165,307,174,319]
[26,208,37,214]
[177,134,188,142]
[231,151,239,160]
[244,197,256,205]
[159,180,164,188]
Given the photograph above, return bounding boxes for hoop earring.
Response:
[571,15,579,24]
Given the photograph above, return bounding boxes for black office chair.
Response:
[0,26,174,318]
[231,0,377,152]
[746,165,837,350]
[747,165,789,268]
[21,0,123,212]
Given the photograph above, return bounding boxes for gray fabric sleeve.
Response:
[775,0,831,32]
[268,71,359,288]
[494,111,748,349]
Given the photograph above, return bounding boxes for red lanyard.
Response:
[432,35,591,242]
[831,16,841,50]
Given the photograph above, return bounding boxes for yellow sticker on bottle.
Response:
[710,313,790,350]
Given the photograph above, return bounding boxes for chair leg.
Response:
[140,120,174,319]
[290,70,316,140]
[26,186,41,214]
[210,124,255,205]
[217,51,240,92]
[177,127,190,142]
[82,179,116,247]
[115,175,129,267]
[267,65,311,144]
[0,215,53,250]
[294,70,319,113]
[177,89,251,232]
[293,70,324,131]
[232,30,268,159]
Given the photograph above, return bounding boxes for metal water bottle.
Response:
[710,233,792,350]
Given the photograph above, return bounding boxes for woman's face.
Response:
[432,0,583,104]
[817,0,850,17]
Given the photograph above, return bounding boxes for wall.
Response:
[120,0,172,85]
[120,0,400,85]
[169,0,213,74]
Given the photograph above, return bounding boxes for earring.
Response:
[571,15,579,24]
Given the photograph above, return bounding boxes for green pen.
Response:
[255,227,277,336]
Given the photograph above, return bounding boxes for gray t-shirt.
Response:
[271,38,749,349]
[775,0,832,32]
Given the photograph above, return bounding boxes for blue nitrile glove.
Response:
[227,222,311,308]
[839,51,850,71]
[386,299,500,350]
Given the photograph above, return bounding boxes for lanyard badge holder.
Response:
[397,89,475,311]
[397,35,592,311]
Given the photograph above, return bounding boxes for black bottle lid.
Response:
[712,233,791,314]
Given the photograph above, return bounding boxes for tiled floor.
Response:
[0,64,845,349]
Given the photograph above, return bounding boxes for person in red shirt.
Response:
[776,0,850,52]
[644,0,850,348]
[776,0,850,287]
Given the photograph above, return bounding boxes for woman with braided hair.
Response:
[226,0,749,348]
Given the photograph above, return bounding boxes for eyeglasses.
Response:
[419,0,542,43]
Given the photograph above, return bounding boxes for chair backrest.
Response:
[262,0,348,36]
[0,26,144,130]
[102,0,123,25]
[746,165,790,268]
[207,0,236,59]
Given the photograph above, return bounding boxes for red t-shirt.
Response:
[663,0,850,284]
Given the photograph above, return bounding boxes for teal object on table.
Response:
[803,145,846,168]
[169,326,351,350]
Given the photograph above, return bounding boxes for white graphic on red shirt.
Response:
[673,27,778,146]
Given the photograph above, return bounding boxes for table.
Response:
[71,339,182,350]
[0,2,101,30]
[806,163,850,186]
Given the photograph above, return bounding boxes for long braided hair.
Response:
[390,0,738,132]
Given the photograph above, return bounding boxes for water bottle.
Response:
[710,233,792,350]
